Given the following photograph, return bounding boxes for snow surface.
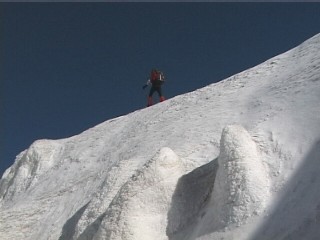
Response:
[1,33,320,240]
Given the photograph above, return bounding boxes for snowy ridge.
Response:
[194,125,270,237]
[1,33,320,240]
[0,140,63,204]
[93,147,184,240]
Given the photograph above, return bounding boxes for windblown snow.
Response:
[1,33,320,240]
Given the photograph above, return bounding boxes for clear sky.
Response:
[1,2,320,177]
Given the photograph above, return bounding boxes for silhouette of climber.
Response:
[142,69,165,107]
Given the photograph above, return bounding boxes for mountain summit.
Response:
[1,34,320,240]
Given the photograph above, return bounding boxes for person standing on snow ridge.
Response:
[142,69,166,107]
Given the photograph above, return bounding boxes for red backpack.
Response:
[150,69,165,85]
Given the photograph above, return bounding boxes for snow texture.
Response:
[199,125,270,232]
[1,33,320,240]
[92,147,184,240]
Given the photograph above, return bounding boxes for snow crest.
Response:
[197,125,270,235]
[0,140,62,205]
[216,125,269,225]
[92,147,184,240]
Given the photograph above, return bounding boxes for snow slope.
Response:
[1,33,320,240]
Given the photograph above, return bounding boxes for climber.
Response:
[142,69,166,107]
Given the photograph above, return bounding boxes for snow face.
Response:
[1,33,320,240]
[200,125,270,232]
[0,140,63,203]
[92,147,184,240]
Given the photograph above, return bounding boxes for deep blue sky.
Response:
[1,2,320,177]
